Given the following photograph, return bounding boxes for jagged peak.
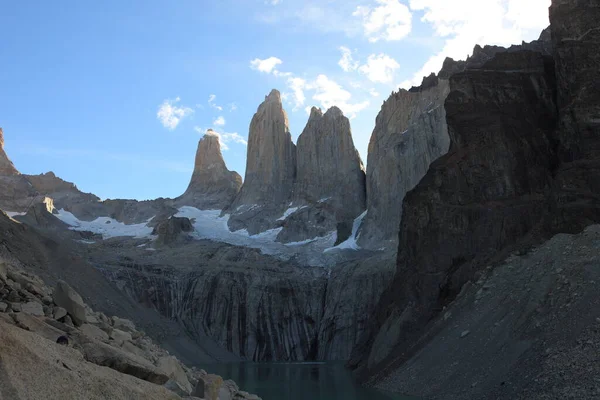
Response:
[308,106,323,120]
[324,106,344,119]
[264,89,282,103]
[203,129,220,139]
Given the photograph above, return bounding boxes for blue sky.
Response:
[1,0,550,200]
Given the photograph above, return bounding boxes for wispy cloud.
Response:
[338,46,359,72]
[353,0,412,42]
[208,94,223,111]
[157,97,194,130]
[194,127,247,151]
[228,103,238,112]
[250,57,283,74]
[359,53,400,83]
[213,116,226,126]
[400,0,550,88]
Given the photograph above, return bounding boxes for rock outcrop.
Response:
[276,106,366,244]
[177,130,242,210]
[357,77,451,250]
[227,90,297,234]
[0,127,19,176]
[352,0,600,390]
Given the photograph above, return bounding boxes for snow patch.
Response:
[75,240,96,245]
[277,207,299,221]
[55,209,154,239]
[324,211,367,252]
[5,211,25,218]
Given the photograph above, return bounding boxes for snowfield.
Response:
[55,209,154,239]
[52,206,367,266]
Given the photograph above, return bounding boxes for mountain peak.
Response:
[0,128,20,176]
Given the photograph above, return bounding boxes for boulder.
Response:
[112,316,136,332]
[152,216,194,245]
[53,306,67,320]
[52,280,87,326]
[157,355,193,395]
[192,374,223,400]
[110,328,133,344]
[81,323,110,341]
[21,301,44,316]
[81,339,170,385]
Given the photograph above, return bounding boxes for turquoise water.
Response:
[198,362,416,400]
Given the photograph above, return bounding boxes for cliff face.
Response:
[275,107,366,244]
[0,128,19,176]
[177,130,242,210]
[358,79,451,250]
[227,90,297,234]
[352,0,600,386]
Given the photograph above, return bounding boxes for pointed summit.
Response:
[0,128,20,176]
[177,130,242,210]
[227,89,297,234]
[294,105,365,222]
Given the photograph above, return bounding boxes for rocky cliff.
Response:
[227,90,297,234]
[0,127,19,176]
[357,78,451,250]
[176,130,242,210]
[275,107,366,244]
[85,236,394,362]
[351,0,600,393]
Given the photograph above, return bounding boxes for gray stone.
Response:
[157,355,193,395]
[0,302,7,312]
[111,316,136,332]
[21,301,44,316]
[53,306,67,320]
[192,374,223,400]
[110,328,133,344]
[52,280,86,326]
[81,323,110,341]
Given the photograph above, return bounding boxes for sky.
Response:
[1,0,551,200]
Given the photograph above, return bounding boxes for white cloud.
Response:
[266,0,281,4]
[359,53,400,83]
[250,57,283,74]
[353,0,412,42]
[369,88,380,97]
[208,94,223,111]
[287,77,307,110]
[213,116,226,126]
[400,0,551,88]
[228,103,238,112]
[194,127,248,151]
[310,74,370,118]
[156,97,194,130]
[338,46,359,72]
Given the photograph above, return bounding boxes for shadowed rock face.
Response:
[177,131,242,210]
[352,0,600,385]
[358,79,451,250]
[227,90,296,234]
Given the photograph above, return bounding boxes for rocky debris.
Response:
[0,127,19,176]
[53,280,87,326]
[0,256,262,399]
[227,89,297,234]
[0,319,181,400]
[176,130,243,210]
[278,106,366,243]
[357,78,450,250]
[374,226,600,399]
[152,216,193,245]
[193,374,223,400]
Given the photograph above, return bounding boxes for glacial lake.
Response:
[198,362,417,400]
